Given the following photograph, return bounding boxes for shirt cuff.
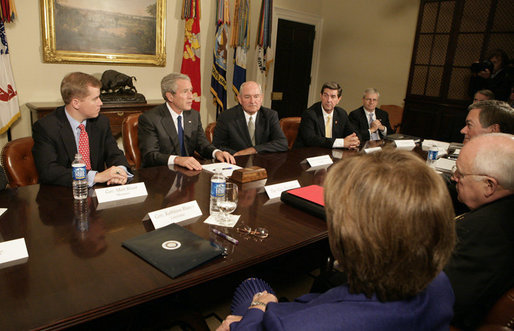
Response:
[168,155,177,165]
[212,149,221,159]
[332,138,345,148]
[87,170,97,187]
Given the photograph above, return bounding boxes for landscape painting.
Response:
[41,0,166,66]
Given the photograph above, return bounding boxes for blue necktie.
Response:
[177,115,186,156]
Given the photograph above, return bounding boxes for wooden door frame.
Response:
[263,7,323,109]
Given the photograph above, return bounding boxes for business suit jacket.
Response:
[231,272,454,331]
[212,104,288,154]
[32,106,129,187]
[444,194,514,330]
[294,102,358,148]
[138,103,216,168]
[348,106,393,141]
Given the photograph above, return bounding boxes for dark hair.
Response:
[324,150,456,302]
[487,49,509,69]
[60,72,102,105]
[468,100,514,134]
[320,82,342,98]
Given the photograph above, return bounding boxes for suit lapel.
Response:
[183,110,194,156]
[86,118,99,168]
[254,110,264,145]
[315,106,325,135]
[57,108,79,162]
[160,106,181,155]
[238,108,253,146]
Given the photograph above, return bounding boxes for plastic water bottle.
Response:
[209,168,226,217]
[426,146,439,168]
[72,153,88,200]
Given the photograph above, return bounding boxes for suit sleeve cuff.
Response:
[332,138,345,148]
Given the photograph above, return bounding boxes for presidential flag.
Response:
[230,0,250,100]
[180,0,201,111]
[0,21,20,134]
[210,0,230,118]
[255,0,273,94]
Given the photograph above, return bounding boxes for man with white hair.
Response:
[444,133,514,330]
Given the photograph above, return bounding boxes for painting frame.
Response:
[40,0,166,66]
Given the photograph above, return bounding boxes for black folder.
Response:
[122,224,223,279]
[281,185,326,220]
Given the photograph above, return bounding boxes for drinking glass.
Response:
[218,182,238,225]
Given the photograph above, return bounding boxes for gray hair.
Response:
[239,81,263,95]
[472,133,514,190]
[161,73,190,101]
[363,88,380,98]
[468,100,514,134]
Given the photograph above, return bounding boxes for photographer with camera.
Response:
[469,49,511,102]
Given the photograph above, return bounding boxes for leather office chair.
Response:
[1,136,38,187]
[380,105,404,133]
[205,122,216,143]
[122,113,142,169]
[449,287,514,331]
[279,117,301,149]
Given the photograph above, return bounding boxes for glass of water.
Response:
[218,182,238,225]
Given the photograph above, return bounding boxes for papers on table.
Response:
[264,180,300,200]
[204,214,240,228]
[0,238,28,269]
[202,163,242,177]
[0,208,7,217]
[433,158,455,174]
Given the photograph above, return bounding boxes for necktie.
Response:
[248,116,256,145]
[177,115,186,156]
[78,124,91,170]
[369,112,379,140]
[325,115,332,138]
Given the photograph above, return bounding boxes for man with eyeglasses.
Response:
[349,88,392,141]
[444,133,514,330]
[294,82,360,149]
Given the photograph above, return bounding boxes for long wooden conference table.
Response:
[0,147,354,330]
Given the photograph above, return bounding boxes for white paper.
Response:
[95,182,147,203]
[434,158,456,173]
[394,140,416,150]
[202,163,242,177]
[203,214,240,228]
[422,139,450,152]
[306,155,333,167]
[264,180,300,199]
[0,208,7,217]
[148,200,203,229]
[0,238,29,269]
[364,147,382,154]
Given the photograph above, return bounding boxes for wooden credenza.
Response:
[27,100,162,137]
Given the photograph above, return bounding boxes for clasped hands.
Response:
[216,291,278,331]
[175,151,235,171]
[343,133,360,150]
[95,166,128,185]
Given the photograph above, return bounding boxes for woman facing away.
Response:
[217,150,456,331]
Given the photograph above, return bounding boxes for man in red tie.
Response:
[32,72,131,187]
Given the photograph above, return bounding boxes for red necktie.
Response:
[78,124,91,170]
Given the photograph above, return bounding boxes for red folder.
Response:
[281,185,325,219]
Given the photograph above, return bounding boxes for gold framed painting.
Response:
[41,0,166,66]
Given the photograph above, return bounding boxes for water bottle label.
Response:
[72,165,87,180]
[427,149,438,161]
[210,182,226,197]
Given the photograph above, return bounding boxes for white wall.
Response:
[1,0,417,149]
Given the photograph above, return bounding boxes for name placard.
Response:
[306,155,333,167]
[0,238,29,269]
[148,200,203,229]
[394,140,416,150]
[95,182,147,204]
[265,180,300,199]
[364,147,382,154]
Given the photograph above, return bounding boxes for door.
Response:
[271,19,315,119]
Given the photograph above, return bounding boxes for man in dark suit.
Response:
[444,133,514,330]
[32,72,130,187]
[138,73,234,169]
[348,88,392,141]
[212,81,288,156]
[294,81,360,149]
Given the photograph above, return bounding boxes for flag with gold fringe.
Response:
[0,0,17,23]
[210,0,230,118]
[255,0,273,95]
[230,0,250,100]
[0,19,19,135]
[180,0,201,111]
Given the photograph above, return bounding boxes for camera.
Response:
[470,60,494,73]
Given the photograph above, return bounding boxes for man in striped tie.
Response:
[349,88,392,142]
[32,72,131,187]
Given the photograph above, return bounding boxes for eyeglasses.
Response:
[451,165,488,180]
[236,225,269,239]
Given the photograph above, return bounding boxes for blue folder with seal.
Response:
[122,224,224,278]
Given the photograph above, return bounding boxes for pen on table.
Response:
[212,228,239,245]
[221,167,232,170]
